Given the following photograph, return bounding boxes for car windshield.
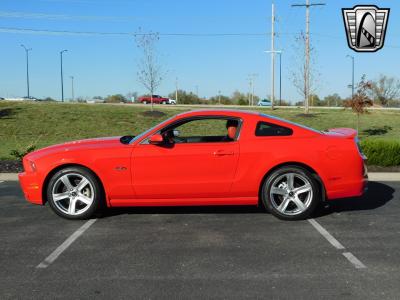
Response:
[130,116,175,143]
[260,113,322,134]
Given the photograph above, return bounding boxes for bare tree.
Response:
[344,75,373,132]
[290,32,320,113]
[135,31,163,111]
[370,75,400,107]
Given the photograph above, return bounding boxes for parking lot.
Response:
[1,179,399,299]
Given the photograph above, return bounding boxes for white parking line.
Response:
[36,219,97,269]
[308,218,367,269]
[308,219,345,250]
[342,252,367,269]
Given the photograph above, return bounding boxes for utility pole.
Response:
[218,90,221,105]
[60,50,68,102]
[70,76,74,101]
[346,55,355,99]
[248,74,257,106]
[175,77,178,104]
[270,2,275,110]
[292,0,325,113]
[278,51,282,106]
[21,45,32,98]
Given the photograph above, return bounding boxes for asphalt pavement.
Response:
[0,179,399,299]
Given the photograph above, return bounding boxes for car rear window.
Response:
[255,122,293,136]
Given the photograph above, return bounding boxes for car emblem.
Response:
[342,5,390,52]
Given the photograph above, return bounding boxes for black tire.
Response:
[261,166,320,221]
[46,166,103,220]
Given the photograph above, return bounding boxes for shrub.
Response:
[10,144,36,161]
[360,139,400,166]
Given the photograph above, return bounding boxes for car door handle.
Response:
[213,150,234,156]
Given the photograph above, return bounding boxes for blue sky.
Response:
[0,0,398,102]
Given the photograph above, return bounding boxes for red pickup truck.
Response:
[138,95,170,104]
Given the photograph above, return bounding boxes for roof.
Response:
[176,109,261,118]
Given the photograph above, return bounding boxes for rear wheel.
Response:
[47,166,103,220]
[261,166,319,220]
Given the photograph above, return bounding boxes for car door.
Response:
[131,117,240,200]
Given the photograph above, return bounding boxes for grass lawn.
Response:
[0,101,399,160]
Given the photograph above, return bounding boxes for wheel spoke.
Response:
[61,175,74,190]
[271,187,287,196]
[76,178,89,192]
[68,198,77,214]
[293,183,312,195]
[278,197,290,213]
[77,194,92,205]
[286,173,294,190]
[53,192,69,202]
[292,195,307,212]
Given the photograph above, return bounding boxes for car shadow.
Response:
[98,182,395,219]
[314,181,395,218]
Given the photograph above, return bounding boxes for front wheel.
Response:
[46,166,103,220]
[261,166,320,220]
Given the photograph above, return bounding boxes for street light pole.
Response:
[70,76,75,101]
[278,52,282,106]
[21,45,32,98]
[346,55,355,99]
[175,77,178,104]
[265,50,281,106]
[60,50,68,102]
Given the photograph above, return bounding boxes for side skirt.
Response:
[110,197,258,207]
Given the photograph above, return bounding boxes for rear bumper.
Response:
[327,161,368,200]
[18,172,44,205]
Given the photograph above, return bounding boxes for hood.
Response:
[25,136,122,160]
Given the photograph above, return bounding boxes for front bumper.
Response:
[18,172,44,205]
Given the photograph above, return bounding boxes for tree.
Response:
[344,75,373,132]
[168,90,202,104]
[370,75,400,106]
[105,94,127,103]
[135,31,164,111]
[323,93,342,107]
[290,32,320,113]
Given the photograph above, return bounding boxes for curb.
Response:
[1,172,400,182]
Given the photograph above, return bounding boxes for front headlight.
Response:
[24,159,37,172]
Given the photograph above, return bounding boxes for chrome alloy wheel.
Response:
[269,172,313,216]
[51,173,94,216]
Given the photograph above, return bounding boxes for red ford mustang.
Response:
[19,110,368,220]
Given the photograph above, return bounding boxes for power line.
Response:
[0,27,271,37]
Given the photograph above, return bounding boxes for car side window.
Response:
[255,121,293,136]
[161,117,241,144]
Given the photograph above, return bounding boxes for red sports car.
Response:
[19,110,368,220]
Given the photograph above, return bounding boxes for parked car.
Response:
[138,95,170,104]
[19,110,367,220]
[0,97,5,101]
[23,96,38,101]
[258,99,272,106]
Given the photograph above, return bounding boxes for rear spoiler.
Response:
[325,128,357,139]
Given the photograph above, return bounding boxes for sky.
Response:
[0,0,399,103]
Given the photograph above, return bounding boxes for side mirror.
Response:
[149,134,164,145]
